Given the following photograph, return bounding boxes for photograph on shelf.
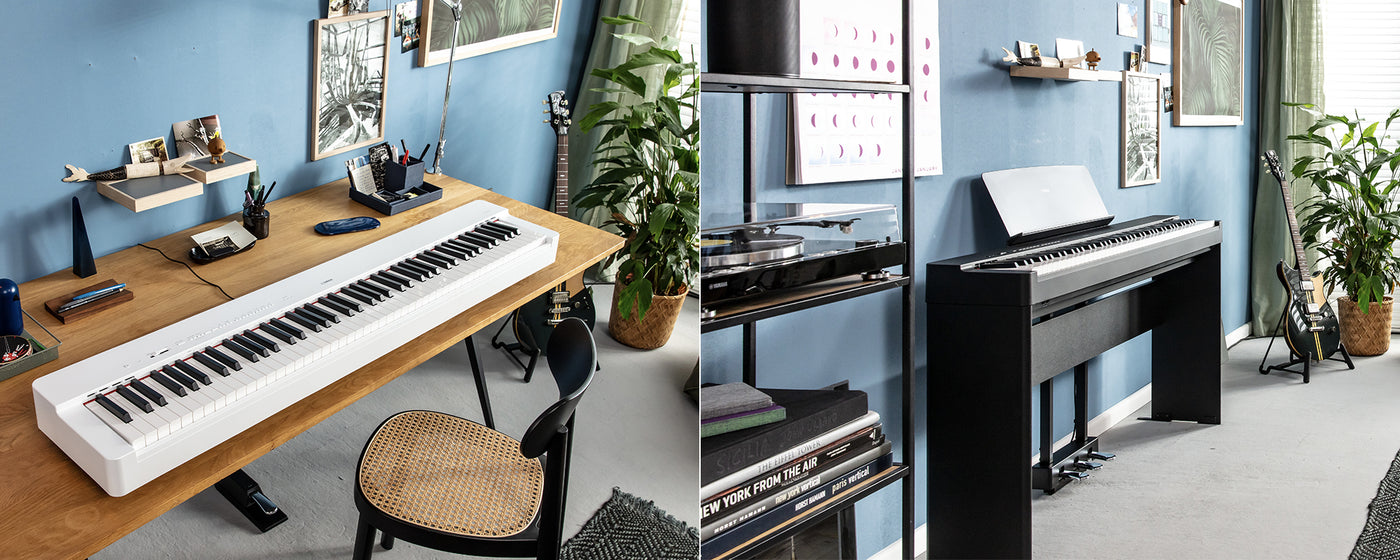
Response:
[127,137,168,164]
[1122,71,1162,188]
[1017,40,1039,59]
[1147,0,1172,65]
[1055,38,1085,68]
[312,11,389,161]
[327,0,369,18]
[418,0,561,67]
[1118,3,1140,37]
[1173,0,1244,126]
[171,115,221,158]
[394,1,420,52]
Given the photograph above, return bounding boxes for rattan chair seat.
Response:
[358,410,544,538]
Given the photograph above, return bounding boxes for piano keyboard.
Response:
[970,217,1214,276]
[33,201,559,496]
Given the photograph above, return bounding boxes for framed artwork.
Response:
[418,0,562,67]
[312,11,390,161]
[1122,71,1162,188]
[1146,0,1171,65]
[1173,0,1244,126]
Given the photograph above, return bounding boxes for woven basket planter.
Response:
[1338,296,1393,356]
[608,280,688,350]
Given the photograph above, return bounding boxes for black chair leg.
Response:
[381,533,395,550]
[465,336,495,430]
[353,516,376,560]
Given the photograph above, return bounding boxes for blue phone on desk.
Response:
[315,217,381,236]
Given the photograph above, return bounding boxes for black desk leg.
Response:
[215,469,287,533]
[1148,246,1222,424]
[465,336,495,430]
[837,506,858,559]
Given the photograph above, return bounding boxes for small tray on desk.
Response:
[0,309,61,383]
[349,181,443,216]
[43,279,134,324]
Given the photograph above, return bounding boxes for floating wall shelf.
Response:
[1009,65,1123,82]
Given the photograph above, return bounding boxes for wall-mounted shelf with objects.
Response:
[95,153,258,212]
[181,152,257,184]
[1009,65,1123,82]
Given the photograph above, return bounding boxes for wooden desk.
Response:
[0,175,621,559]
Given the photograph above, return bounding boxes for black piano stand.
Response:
[216,469,287,533]
[1257,312,1355,384]
[489,311,541,383]
[1031,364,1114,494]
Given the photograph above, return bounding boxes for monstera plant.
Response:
[1288,102,1400,354]
[576,14,699,350]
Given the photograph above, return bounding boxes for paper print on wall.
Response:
[789,0,941,184]
[312,11,389,161]
[1118,3,1140,38]
[418,0,561,67]
[395,1,420,52]
[327,0,370,18]
[1146,0,1171,65]
[1122,72,1162,187]
[1173,0,1244,126]
[799,0,903,83]
[172,115,221,158]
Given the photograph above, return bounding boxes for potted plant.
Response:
[576,15,699,349]
[1288,103,1400,355]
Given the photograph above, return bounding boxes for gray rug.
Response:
[560,487,698,560]
[1354,449,1400,559]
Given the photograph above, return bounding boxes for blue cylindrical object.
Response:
[0,279,21,336]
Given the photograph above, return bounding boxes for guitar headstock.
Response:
[543,90,570,136]
[1262,149,1287,184]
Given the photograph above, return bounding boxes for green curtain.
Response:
[569,0,682,281]
[1249,0,1325,336]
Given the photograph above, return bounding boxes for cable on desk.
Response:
[136,243,235,301]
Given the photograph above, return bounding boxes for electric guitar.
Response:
[1263,149,1342,361]
[513,91,596,352]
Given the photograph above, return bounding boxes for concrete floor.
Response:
[95,284,699,559]
[1031,335,1400,559]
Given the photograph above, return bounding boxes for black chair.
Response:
[352,317,597,560]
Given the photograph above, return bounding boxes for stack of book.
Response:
[701,383,786,437]
[699,388,891,559]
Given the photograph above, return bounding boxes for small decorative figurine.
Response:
[62,155,194,183]
[208,131,226,165]
[1085,49,1102,70]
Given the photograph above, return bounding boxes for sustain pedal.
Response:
[1086,451,1115,461]
[1072,460,1103,470]
[1059,470,1090,481]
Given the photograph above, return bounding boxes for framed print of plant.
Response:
[1173,0,1244,126]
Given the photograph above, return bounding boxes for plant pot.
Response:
[1338,296,1393,356]
[608,280,688,350]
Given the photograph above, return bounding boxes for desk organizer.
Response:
[385,158,425,191]
[349,181,443,216]
[0,309,60,383]
[43,279,135,324]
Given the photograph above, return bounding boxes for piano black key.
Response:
[400,260,435,278]
[223,338,261,363]
[377,270,412,288]
[355,280,389,299]
[461,231,497,247]
[369,273,405,292]
[163,365,201,391]
[116,386,154,413]
[444,239,479,256]
[231,335,269,358]
[297,304,333,325]
[489,221,518,236]
[243,329,280,353]
[150,370,188,397]
[329,290,366,309]
[261,322,297,345]
[129,379,167,406]
[475,224,508,240]
[286,310,324,332]
[434,244,467,260]
[421,251,454,268]
[406,257,439,274]
[270,318,306,340]
[480,222,515,239]
[339,286,376,306]
[417,253,451,270]
[304,303,341,324]
[390,264,424,282]
[95,394,133,423]
[204,346,243,371]
[319,296,355,317]
[171,361,212,385]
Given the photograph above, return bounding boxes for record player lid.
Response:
[702,203,897,234]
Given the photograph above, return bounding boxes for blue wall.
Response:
[0,0,597,284]
[700,1,1258,556]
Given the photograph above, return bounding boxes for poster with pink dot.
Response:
[789,1,941,184]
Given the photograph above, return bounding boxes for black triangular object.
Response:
[72,197,96,278]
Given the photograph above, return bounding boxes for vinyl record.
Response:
[701,230,804,268]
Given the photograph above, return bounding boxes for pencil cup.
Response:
[385,158,425,192]
[243,206,270,239]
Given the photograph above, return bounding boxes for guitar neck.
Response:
[554,135,569,217]
[1277,177,1312,277]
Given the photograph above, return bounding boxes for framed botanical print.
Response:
[1123,71,1162,187]
[1173,0,1244,126]
[418,0,562,67]
[312,11,390,161]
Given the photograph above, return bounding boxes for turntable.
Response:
[701,203,904,303]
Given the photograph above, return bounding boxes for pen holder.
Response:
[243,206,270,239]
[385,158,425,192]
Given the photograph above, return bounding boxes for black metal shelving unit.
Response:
[698,4,918,559]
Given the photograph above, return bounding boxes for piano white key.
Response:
[84,400,147,449]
